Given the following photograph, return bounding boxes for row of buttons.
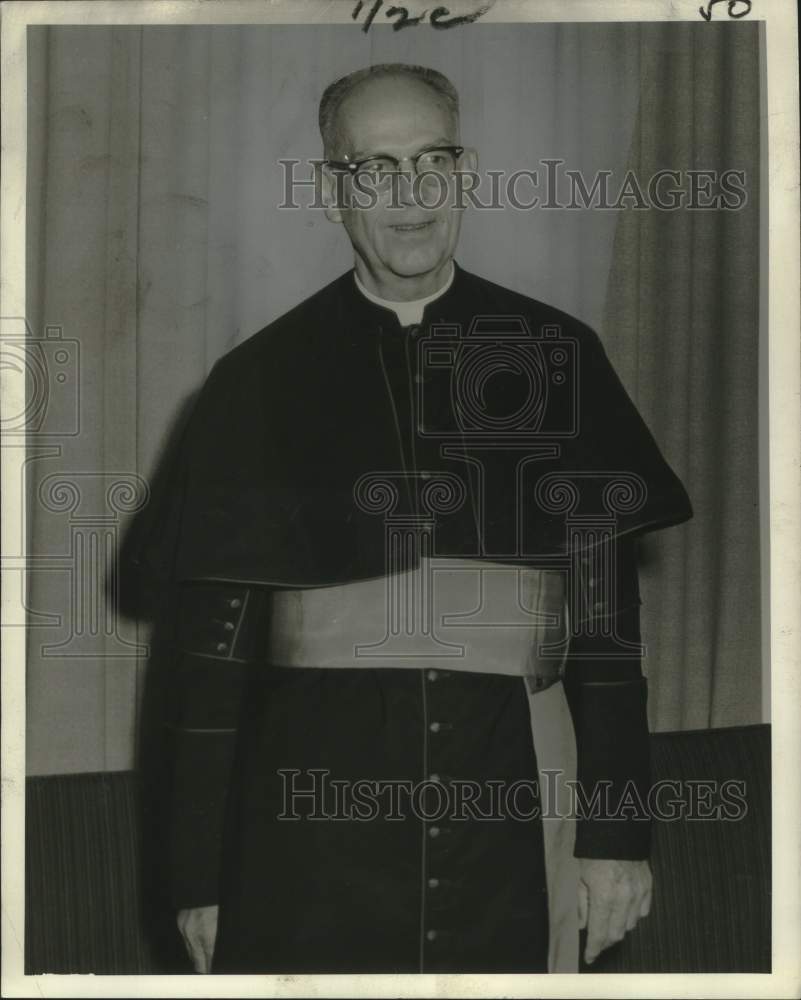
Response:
[423,667,451,959]
[212,597,244,654]
[577,540,642,618]
[177,587,247,659]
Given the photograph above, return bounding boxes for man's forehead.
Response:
[335,74,457,154]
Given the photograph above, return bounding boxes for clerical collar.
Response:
[353,262,455,327]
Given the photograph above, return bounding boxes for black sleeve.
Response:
[159,582,268,909]
[131,360,256,909]
[562,534,652,861]
[163,583,251,909]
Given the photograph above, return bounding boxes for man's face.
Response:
[324,75,475,299]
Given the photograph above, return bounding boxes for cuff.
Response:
[166,727,239,909]
[564,673,653,860]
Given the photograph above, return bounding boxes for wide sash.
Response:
[266,558,568,691]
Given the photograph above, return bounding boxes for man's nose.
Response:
[392,168,418,206]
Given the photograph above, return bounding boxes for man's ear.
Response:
[318,163,345,223]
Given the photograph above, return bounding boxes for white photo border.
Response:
[2,1,798,997]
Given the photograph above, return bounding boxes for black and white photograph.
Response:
[1,0,799,995]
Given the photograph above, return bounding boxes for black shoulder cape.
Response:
[132,263,692,589]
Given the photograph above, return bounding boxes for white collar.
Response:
[353,262,455,326]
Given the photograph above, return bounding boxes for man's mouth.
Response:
[390,220,435,233]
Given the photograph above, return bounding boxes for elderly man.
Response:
[136,63,692,974]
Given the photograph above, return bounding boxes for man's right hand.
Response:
[177,905,219,973]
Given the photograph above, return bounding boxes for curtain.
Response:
[602,23,762,731]
[24,22,761,775]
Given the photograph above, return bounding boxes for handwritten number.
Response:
[699,0,752,20]
[387,6,425,30]
[352,0,490,32]
[360,0,383,32]
[727,0,752,18]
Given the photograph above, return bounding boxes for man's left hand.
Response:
[577,858,652,965]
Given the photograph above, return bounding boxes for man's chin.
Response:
[384,250,450,280]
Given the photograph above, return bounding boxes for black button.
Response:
[223,621,235,631]
[427,877,440,889]
[426,929,438,942]
[228,598,242,609]
[216,642,229,653]
[429,721,441,733]
[428,826,440,839]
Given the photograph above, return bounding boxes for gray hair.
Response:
[319,63,460,156]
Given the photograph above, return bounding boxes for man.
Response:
[135,63,692,974]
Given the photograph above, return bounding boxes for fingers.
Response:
[583,890,613,965]
[624,881,642,932]
[623,862,647,932]
[605,884,631,947]
[191,947,207,975]
[581,860,653,965]
[639,865,653,918]
[192,920,212,974]
[193,934,211,975]
[176,906,219,974]
[178,918,206,973]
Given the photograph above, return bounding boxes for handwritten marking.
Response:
[699,0,752,21]
[352,0,492,33]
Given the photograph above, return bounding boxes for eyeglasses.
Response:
[325,145,465,181]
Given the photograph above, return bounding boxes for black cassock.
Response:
[132,263,692,973]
